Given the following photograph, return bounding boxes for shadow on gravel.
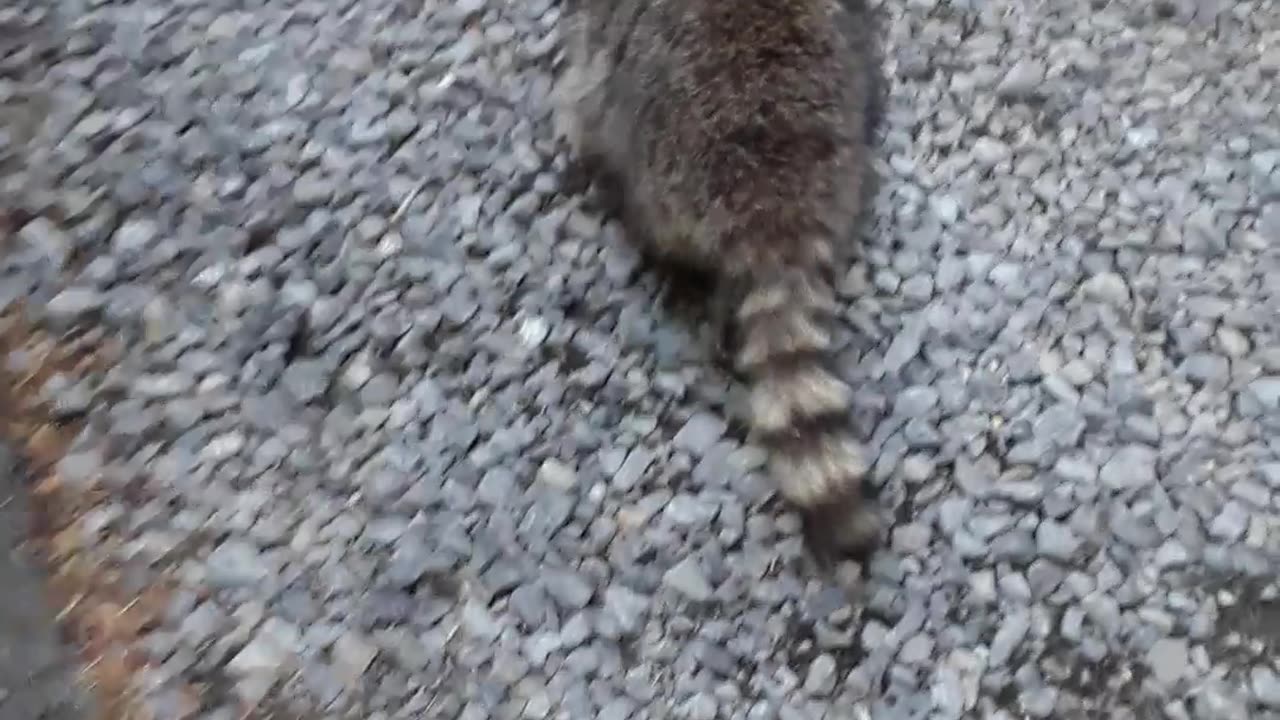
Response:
[0,439,94,720]
[1212,577,1280,653]
[0,301,166,720]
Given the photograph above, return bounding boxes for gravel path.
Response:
[2,0,1280,718]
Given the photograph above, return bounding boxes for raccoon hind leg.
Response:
[621,221,734,370]
[709,277,749,379]
[637,234,719,312]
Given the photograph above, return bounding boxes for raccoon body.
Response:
[553,0,886,555]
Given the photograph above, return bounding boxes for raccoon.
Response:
[552,0,887,556]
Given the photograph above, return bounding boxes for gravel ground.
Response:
[2,0,1280,718]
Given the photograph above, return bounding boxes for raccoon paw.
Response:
[560,157,596,198]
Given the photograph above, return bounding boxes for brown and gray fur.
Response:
[551,0,887,556]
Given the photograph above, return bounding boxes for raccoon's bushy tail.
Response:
[728,265,881,555]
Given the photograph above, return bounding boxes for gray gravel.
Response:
[3,0,1280,718]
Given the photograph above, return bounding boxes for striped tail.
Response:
[728,266,881,556]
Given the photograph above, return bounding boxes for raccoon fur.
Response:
[552,0,887,556]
